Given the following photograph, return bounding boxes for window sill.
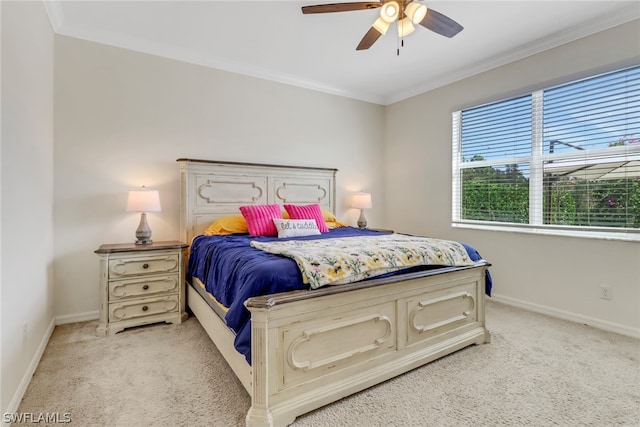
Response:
[452,221,640,243]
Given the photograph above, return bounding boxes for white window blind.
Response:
[452,65,640,239]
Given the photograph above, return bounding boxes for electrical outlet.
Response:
[22,322,28,344]
[600,285,612,300]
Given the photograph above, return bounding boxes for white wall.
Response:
[1,0,55,416]
[53,36,386,319]
[384,20,640,336]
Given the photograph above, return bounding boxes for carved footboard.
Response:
[244,263,490,427]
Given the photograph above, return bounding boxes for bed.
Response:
[178,158,491,427]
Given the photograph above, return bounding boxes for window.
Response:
[452,66,640,240]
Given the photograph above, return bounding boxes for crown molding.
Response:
[42,0,639,107]
[40,0,383,104]
[384,3,640,105]
[42,0,64,33]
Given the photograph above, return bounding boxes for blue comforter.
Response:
[187,227,492,363]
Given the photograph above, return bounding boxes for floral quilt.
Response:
[250,233,475,289]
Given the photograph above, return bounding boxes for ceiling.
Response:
[44,1,640,105]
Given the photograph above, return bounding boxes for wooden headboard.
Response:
[177,158,338,243]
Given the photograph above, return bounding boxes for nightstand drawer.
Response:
[109,295,179,322]
[108,254,179,278]
[109,275,179,300]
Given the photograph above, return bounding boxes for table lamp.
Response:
[126,186,161,245]
[352,192,372,228]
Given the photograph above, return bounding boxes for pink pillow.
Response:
[283,204,329,232]
[239,204,282,236]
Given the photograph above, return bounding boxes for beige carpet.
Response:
[17,300,640,427]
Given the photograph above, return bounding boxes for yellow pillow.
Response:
[326,220,347,229]
[204,215,248,235]
[322,209,338,222]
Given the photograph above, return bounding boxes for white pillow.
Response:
[273,218,321,238]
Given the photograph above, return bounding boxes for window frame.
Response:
[452,68,640,243]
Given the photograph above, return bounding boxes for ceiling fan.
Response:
[301,1,463,52]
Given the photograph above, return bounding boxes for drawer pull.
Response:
[142,284,149,290]
[142,305,149,312]
[142,263,149,269]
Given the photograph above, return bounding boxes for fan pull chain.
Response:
[397,22,400,56]
[396,18,406,56]
[397,36,405,56]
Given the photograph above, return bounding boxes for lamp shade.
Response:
[352,192,372,210]
[126,187,161,212]
[379,1,400,23]
[397,17,416,37]
[405,3,427,24]
[372,16,391,35]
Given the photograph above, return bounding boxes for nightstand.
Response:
[369,228,394,233]
[95,241,189,336]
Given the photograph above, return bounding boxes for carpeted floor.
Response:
[17,300,640,427]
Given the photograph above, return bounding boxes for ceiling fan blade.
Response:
[419,8,463,38]
[302,2,380,14]
[356,26,382,50]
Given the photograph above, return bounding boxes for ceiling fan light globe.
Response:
[405,3,427,24]
[397,17,415,37]
[372,17,391,35]
[380,1,400,23]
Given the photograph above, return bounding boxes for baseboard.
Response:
[55,310,99,325]
[2,317,56,427]
[490,293,640,339]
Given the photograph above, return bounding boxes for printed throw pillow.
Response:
[283,204,329,232]
[273,219,321,238]
[239,204,282,236]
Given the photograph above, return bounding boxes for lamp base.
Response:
[357,209,368,229]
[135,212,154,245]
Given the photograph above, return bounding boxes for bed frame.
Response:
[177,158,491,427]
